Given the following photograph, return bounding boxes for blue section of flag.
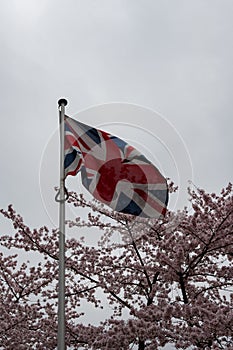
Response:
[110,136,127,152]
[150,189,169,204]
[115,192,142,216]
[65,122,72,133]
[76,121,102,145]
[81,168,92,189]
[64,149,77,168]
[86,128,101,144]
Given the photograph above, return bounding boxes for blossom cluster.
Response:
[0,184,232,349]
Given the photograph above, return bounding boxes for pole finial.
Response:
[58,98,68,107]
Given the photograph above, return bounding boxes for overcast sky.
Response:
[0,1,233,345]
[1,0,233,228]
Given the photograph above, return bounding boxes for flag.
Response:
[64,116,168,218]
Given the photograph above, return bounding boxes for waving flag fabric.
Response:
[64,116,168,218]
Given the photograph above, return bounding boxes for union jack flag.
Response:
[64,116,168,218]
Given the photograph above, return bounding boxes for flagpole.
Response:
[57,98,68,350]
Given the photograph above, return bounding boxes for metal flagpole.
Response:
[57,98,68,350]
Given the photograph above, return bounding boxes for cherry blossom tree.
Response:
[0,183,233,349]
